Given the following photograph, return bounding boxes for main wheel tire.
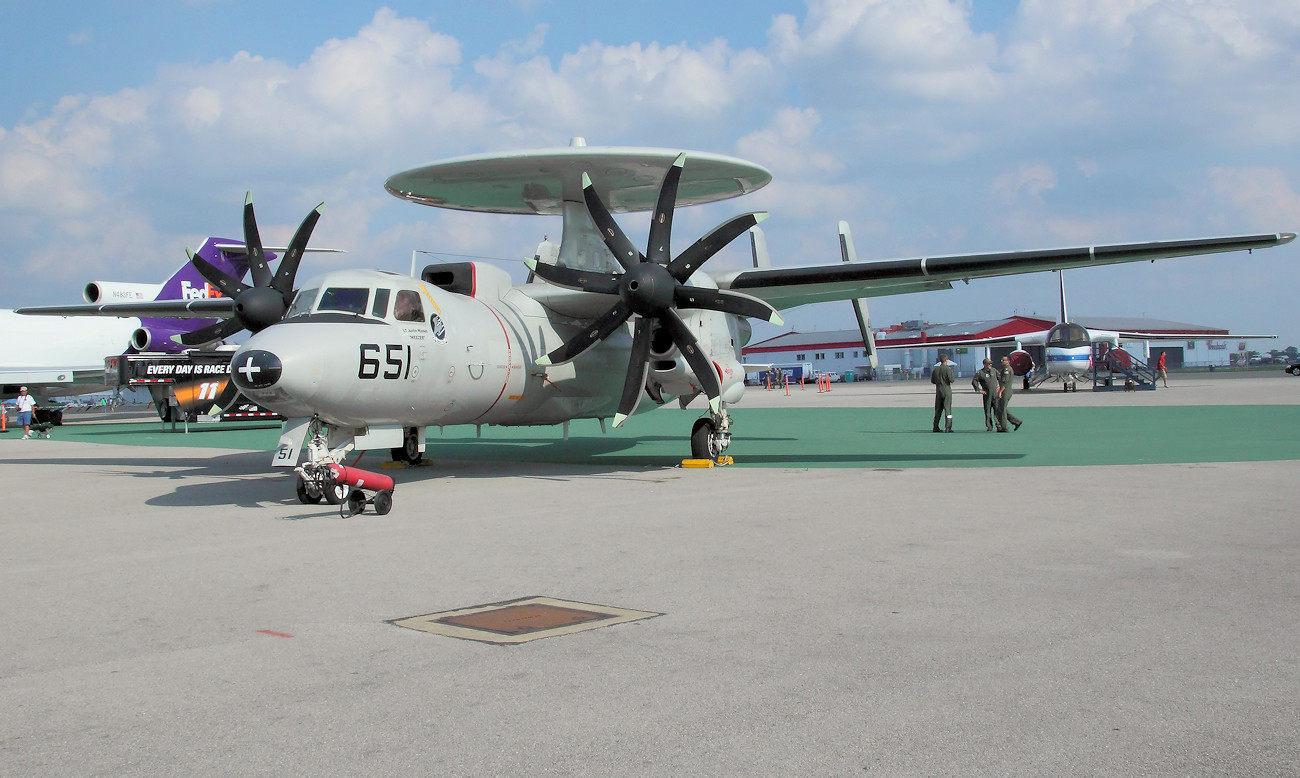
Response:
[323,482,350,505]
[390,428,423,464]
[691,418,718,461]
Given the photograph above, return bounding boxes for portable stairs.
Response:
[1091,345,1158,391]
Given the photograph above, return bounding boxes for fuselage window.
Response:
[318,287,370,315]
[394,289,424,323]
[372,288,391,319]
[286,287,319,318]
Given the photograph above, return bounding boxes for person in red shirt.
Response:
[1157,351,1168,388]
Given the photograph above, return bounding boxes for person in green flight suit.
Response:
[931,352,956,433]
[971,357,999,431]
[996,354,1024,432]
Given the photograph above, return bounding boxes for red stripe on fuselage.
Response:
[471,298,512,420]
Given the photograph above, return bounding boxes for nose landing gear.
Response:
[293,419,395,515]
[690,407,732,463]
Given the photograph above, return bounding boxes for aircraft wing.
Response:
[709,233,1295,311]
[15,299,234,319]
[1113,330,1276,341]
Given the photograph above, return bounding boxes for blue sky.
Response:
[2,0,1297,347]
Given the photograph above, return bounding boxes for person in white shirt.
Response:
[15,386,37,440]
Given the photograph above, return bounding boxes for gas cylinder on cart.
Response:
[327,464,395,515]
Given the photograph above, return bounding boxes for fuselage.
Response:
[0,310,139,396]
[230,264,745,432]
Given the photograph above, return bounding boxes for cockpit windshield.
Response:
[317,287,370,316]
[1046,323,1090,349]
[285,287,318,318]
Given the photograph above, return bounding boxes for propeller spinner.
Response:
[177,193,324,346]
[525,154,784,427]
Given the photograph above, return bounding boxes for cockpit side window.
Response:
[318,287,370,315]
[372,288,391,319]
[393,289,424,323]
[286,287,319,318]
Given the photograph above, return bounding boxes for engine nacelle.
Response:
[1007,350,1035,377]
[85,282,163,304]
[130,324,207,353]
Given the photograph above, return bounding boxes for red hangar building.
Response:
[742,315,1267,382]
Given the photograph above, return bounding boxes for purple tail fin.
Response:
[133,239,260,352]
[154,237,250,302]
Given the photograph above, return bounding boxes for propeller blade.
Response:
[242,192,272,288]
[660,309,721,413]
[667,212,769,282]
[647,153,686,265]
[272,202,324,295]
[673,286,784,325]
[523,257,620,295]
[535,299,632,367]
[582,172,645,271]
[612,317,654,428]
[186,247,250,297]
[175,317,244,347]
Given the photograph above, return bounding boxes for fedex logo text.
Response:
[180,281,225,300]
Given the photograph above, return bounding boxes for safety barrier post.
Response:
[1,408,6,432]
[765,375,770,391]
[784,376,790,396]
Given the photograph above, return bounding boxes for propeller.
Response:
[524,153,784,427]
[176,193,324,346]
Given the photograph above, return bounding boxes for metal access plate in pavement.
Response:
[390,596,662,644]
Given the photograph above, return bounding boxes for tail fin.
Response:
[154,237,250,302]
[131,239,255,352]
[838,221,878,369]
[1058,270,1068,324]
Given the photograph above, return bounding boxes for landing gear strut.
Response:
[690,408,732,462]
[293,418,395,515]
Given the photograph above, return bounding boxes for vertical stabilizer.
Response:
[1058,270,1069,324]
[131,238,254,352]
[839,221,878,368]
[749,226,771,268]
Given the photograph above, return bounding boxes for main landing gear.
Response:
[293,418,395,516]
[390,426,422,464]
[690,407,732,462]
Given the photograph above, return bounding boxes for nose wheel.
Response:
[690,413,731,463]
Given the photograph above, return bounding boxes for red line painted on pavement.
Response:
[256,629,294,638]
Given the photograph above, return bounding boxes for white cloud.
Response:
[991,163,1057,202]
[1203,167,1300,233]
[772,0,1001,101]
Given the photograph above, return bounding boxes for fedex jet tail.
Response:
[131,238,252,352]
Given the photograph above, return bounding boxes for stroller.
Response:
[27,407,62,439]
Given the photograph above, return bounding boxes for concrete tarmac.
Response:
[1,374,1297,775]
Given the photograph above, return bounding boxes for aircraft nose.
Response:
[231,349,283,391]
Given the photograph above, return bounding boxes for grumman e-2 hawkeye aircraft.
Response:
[19,139,1295,512]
